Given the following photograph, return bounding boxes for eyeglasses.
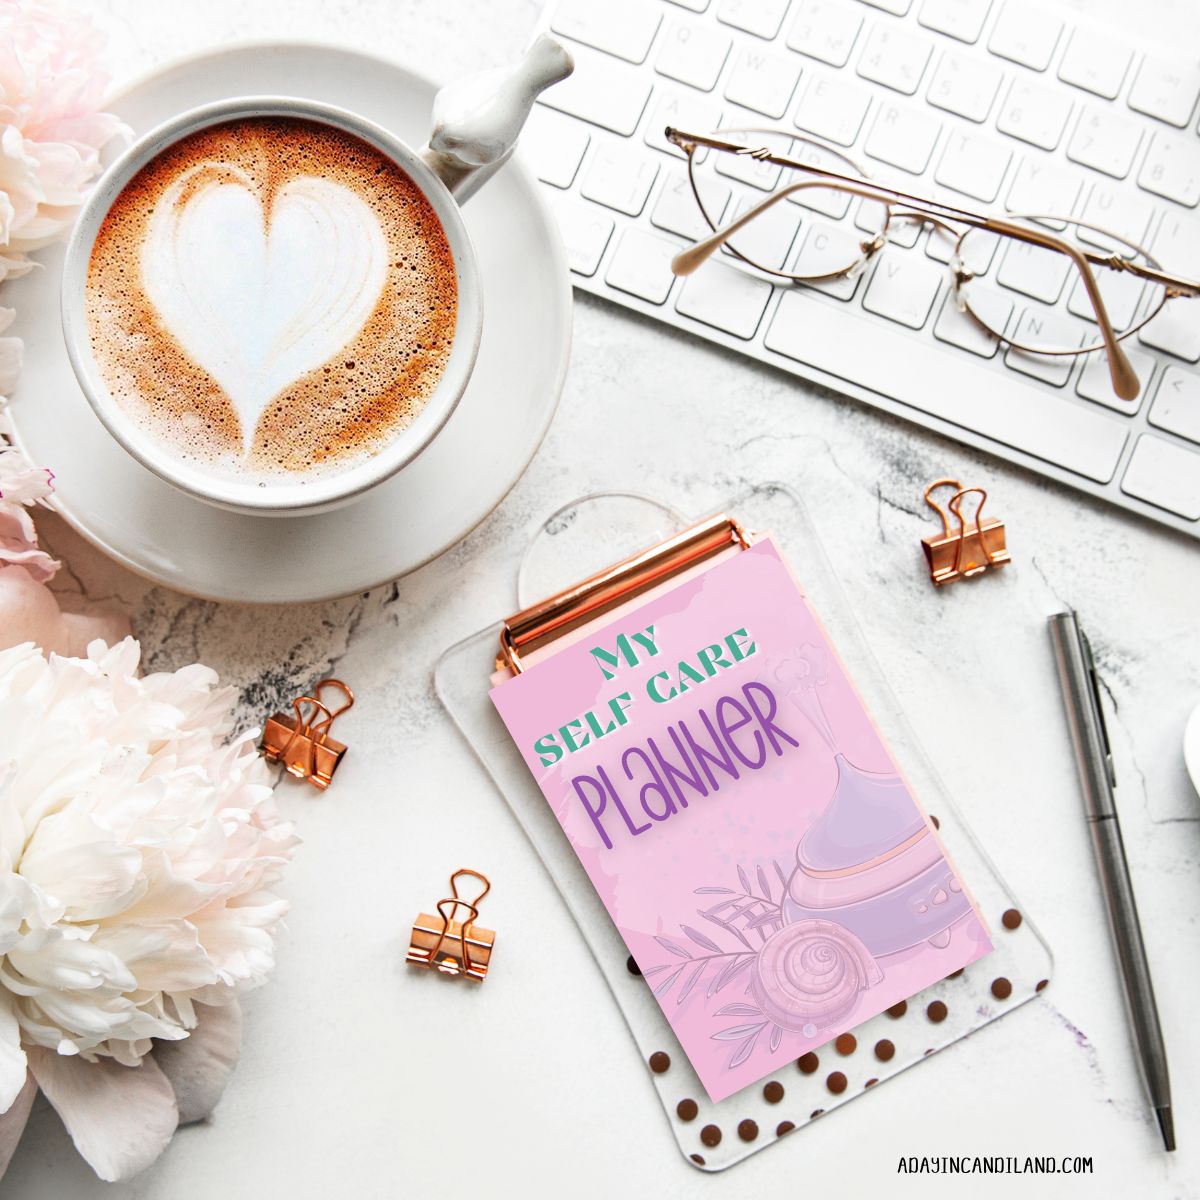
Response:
[665,127,1200,401]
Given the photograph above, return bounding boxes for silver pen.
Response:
[1049,611,1175,1152]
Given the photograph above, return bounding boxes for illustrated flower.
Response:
[0,0,127,283]
[0,639,299,1181]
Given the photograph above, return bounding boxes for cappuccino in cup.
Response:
[85,116,458,486]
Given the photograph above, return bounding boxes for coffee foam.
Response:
[86,117,458,486]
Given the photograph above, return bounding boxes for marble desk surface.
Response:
[6,1,1199,1197]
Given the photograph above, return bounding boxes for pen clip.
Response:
[1080,629,1117,790]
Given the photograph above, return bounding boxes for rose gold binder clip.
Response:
[407,869,495,982]
[260,679,354,789]
[921,479,1010,586]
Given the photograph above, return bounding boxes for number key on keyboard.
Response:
[927,50,1002,122]
[1058,29,1133,100]
[552,0,662,64]
[1149,366,1200,443]
[934,130,1011,202]
[1128,56,1200,128]
[656,19,732,91]
[675,258,774,337]
[996,78,1073,150]
[986,0,1061,71]
[723,45,803,117]
[1067,106,1143,179]
[863,250,943,327]
[580,143,660,216]
[917,0,992,45]
[857,23,934,95]
[1137,131,1200,208]
[1121,434,1200,519]
[786,0,863,67]
[717,0,792,40]
[605,228,680,302]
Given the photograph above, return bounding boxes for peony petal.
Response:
[27,1045,179,1182]
[0,1071,35,1181]
[0,996,28,1112]
[153,1000,242,1125]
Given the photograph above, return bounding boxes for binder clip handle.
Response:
[923,478,963,540]
[449,868,490,909]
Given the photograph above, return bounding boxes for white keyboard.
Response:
[523,0,1200,537]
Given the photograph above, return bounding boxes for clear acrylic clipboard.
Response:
[434,484,1052,1172]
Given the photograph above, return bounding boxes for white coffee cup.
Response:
[61,37,572,517]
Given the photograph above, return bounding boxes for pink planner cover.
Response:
[490,536,992,1102]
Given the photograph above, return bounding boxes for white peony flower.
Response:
[0,638,298,1180]
[0,0,127,283]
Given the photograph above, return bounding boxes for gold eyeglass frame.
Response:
[666,126,1200,401]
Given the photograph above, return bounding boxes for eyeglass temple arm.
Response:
[671,178,889,276]
[983,216,1139,400]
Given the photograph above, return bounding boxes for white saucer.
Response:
[4,42,571,604]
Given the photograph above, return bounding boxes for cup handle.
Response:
[419,34,573,204]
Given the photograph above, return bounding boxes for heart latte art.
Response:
[86,118,457,485]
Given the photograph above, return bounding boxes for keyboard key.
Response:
[862,250,942,327]
[539,50,652,135]
[987,1,1060,71]
[1067,107,1142,179]
[1138,132,1200,208]
[790,221,865,291]
[857,24,933,95]
[926,225,997,270]
[580,144,660,215]
[1076,346,1153,415]
[713,130,786,188]
[717,0,791,39]
[1079,185,1154,251]
[521,107,590,188]
[1149,366,1200,443]
[996,78,1073,150]
[605,228,679,302]
[933,286,1012,356]
[859,0,912,14]
[764,293,1128,481]
[1004,307,1084,384]
[918,0,991,44]
[927,51,1002,122]
[724,46,802,117]
[675,258,774,336]
[667,0,711,10]
[1057,30,1132,100]
[656,20,732,91]
[723,194,803,269]
[793,74,872,144]
[1121,434,1200,519]
[1139,299,1200,363]
[1151,213,1200,278]
[1128,56,1200,128]
[997,239,1072,303]
[1066,269,1144,331]
[652,169,731,239]
[553,198,614,276]
[784,140,857,217]
[786,0,862,67]
[864,102,941,173]
[934,131,1010,201]
[644,93,724,158]
[552,0,662,64]
[1005,158,1082,222]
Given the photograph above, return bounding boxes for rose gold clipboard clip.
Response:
[495,513,750,675]
[921,479,1010,586]
[406,869,495,982]
[260,679,354,789]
